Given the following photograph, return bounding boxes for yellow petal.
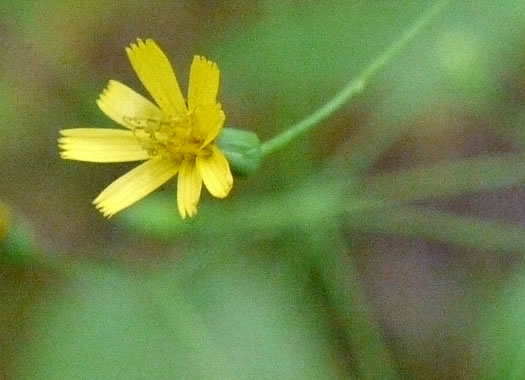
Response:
[126,39,187,118]
[188,56,220,111]
[94,159,179,217]
[196,146,233,198]
[177,158,202,219]
[96,80,162,129]
[191,104,225,147]
[59,128,149,162]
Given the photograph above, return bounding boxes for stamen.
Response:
[146,148,158,156]
[124,114,205,160]
[123,116,162,132]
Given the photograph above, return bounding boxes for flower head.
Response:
[59,39,233,218]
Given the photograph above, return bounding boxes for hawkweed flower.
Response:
[59,39,233,218]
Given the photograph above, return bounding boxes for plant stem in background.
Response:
[306,227,399,379]
[259,0,454,157]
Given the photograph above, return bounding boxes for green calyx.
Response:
[217,127,263,177]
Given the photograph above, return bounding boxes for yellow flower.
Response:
[59,39,233,219]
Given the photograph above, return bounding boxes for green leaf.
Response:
[16,254,344,379]
[15,264,209,379]
[347,206,525,254]
[477,269,525,379]
[305,228,398,379]
[365,154,525,202]
[119,174,389,242]
[120,178,352,240]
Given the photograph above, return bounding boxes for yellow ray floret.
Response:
[59,129,149,162]
[96,80,162,129]
[126,39,187,119]
[59,39,233,218]
[188,55,220,110]
[177,159,202,219]
[94,159,180,218]
[196,146,233,198]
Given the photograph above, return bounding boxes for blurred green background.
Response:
[1,0,525,379]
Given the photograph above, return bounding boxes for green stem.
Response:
[306,228,399,378]
[260,0,453,157]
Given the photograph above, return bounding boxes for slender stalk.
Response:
[260,0,454,157]
[306,228,399,379]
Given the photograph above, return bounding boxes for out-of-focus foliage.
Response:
[1,0,525,379]
[16,256,343,379]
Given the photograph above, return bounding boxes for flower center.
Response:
[124,113,204,161]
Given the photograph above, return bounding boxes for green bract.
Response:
[217,127,263,177]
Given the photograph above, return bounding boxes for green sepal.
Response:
[217,127,263,177]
